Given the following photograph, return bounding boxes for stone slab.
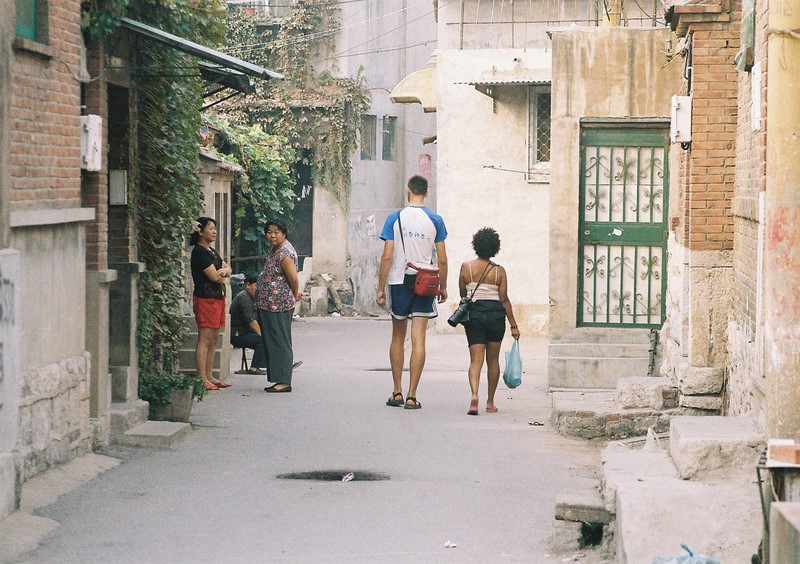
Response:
[616,376,677,409]
[616,479,761,563]
[109,400,149,441]
[118,421,191,449]
[770,502,800,564]
[670,416,765,480]
[552,520,583,553]
[600,441,680,513]
[555,491,613,524]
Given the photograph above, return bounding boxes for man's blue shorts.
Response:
[389,284,437,320]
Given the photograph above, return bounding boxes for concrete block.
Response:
[309,286,328,315]
[679,365,724,395]
[555,492,613,524]
[770,502,800,564]
[616,479,760,563]
[616,376,676,409]
[670,416,765,480]
[110,400,149,442]
[119,421,191,448]
[600,441,680,513]
[552,520,582,553]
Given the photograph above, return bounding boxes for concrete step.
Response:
[616,376,678,409]
[116,421,191,448]
[551,390,679,440]
[109,400,149,445]
[670,416,765,480]
[555,491,613,524]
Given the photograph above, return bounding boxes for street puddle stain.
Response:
[276,470,390,481]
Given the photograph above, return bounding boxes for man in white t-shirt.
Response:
[376,175,448,410]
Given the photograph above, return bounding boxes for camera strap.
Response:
[466,262,495,302]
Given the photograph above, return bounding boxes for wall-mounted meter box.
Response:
[80,114,102,171]
[670,95,692,144]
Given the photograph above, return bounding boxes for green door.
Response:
[578,127,669,327]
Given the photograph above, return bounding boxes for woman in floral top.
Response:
[256,219,303,392]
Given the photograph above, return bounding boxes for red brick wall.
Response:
[732,0,769,335]
[10,0,83,212]
[685,22,740,252]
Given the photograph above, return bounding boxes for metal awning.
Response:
[461,67,551,97]
[119,17,283,83]
[390,67,437,113]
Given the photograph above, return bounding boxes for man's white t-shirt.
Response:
[380,205,448,285]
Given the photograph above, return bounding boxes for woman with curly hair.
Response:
[457,227,520,415]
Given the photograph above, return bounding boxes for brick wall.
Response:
[684,23,740,252]
[728,0,769,417]
[10,0,83,212]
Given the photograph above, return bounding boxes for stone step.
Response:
[600,440,680,513]
[669,416,765,480]
[616,376,678,409]
[548,341,654,389]
[555,491,613,524]
[116,421,191,449]
[551,390,679,440]
[109,400,149,444]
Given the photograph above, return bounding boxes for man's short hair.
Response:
[407,175,428,196]
[245,273,258,284]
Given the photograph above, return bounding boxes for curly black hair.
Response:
[472,227,500,259]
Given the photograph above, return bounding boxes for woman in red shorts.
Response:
[190,217,232,390]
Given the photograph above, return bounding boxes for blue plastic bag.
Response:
[652,544,720,564]
[503,340,522,389]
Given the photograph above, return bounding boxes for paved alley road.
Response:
[12,317,603,563]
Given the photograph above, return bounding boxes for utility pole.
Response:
[764,2,800,438]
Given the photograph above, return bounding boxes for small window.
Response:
[16,0,37,40]
[360,115,376,160]
[528,85,551,181]
[382,116,397,161]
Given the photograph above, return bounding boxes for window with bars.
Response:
[382,116,397,161]
[528,85,551,181]
[360,115,376,160]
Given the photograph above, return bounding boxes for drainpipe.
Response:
[0,9,11,249]
[764,8,800,438]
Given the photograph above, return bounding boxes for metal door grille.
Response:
[578,128,669,327]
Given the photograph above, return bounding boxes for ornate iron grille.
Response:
[578,128,669,327]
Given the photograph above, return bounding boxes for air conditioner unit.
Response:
[670,95,692,144]
[80,115,102,171]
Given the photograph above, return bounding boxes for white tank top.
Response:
[466,262,500,301]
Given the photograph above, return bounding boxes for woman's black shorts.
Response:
[463,300,506,346]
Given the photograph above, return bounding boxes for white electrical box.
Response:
[670,95,692,144]
[80,114,102,171]
[109,169,128,205]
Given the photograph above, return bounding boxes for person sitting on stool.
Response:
[230,273,267,374]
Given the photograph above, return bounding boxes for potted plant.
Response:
[139,371,206,422]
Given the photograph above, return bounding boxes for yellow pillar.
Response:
[765,3,800,438]
[604,0,622,27]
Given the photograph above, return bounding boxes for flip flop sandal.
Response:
[386,392,404,407]
[404,396,422,410]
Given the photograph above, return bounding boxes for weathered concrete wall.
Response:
[547,28,680,387]
[0,250,21,519]
[10,221,92,480]
[338,1,438,313]
[436,48,552,335]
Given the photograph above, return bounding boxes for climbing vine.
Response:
[128,0,226,401]
[220,3,371,210]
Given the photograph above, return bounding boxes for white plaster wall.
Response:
[436,49,552,335]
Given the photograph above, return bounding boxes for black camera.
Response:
[447,297,472,327]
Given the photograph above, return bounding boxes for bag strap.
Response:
[467,262,495,301]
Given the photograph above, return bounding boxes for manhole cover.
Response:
[276,470,390,481]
